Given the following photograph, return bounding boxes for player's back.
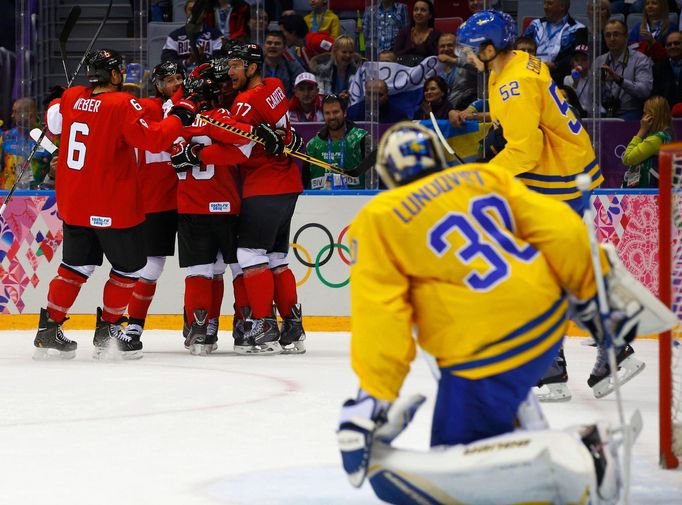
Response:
[350,163,571,378]
[53,86,144,228]
[489,51,602,201]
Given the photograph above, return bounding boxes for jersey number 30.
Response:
[428,195,538,291]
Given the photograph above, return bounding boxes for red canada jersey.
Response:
[47,86,183,228]
[138,97,178,214]
[175,113,241,215]
[216,77,303,198]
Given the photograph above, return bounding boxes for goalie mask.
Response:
[376,122,448,188]
[86,48,124,87]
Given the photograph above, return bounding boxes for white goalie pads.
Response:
[602,243,678,336]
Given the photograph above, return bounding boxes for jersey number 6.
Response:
[428,195,538,292]
[66,121,89,170]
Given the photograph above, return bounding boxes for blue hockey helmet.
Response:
[376,122,448,188]
[457,10,513,53]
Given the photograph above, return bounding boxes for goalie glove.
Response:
[337,391,390,488]
[168,98,198,127]
[253,122,284,156]
[171,141,203,173]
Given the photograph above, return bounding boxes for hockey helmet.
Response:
[227,43,264,68]
[376,122,448,188]
[86,48,124,86]
[457,10,513,54]
[151,61,184,87]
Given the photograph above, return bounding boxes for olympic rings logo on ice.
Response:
[289,223,351,288]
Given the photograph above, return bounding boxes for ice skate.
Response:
[33,308,77,360]
[588,344,645,399]
[204,317,219,353]
[93,307,142,360]
[534,349,571,402]
[279,303,306,354]
[184,309,215,355]
[234,307,281,355]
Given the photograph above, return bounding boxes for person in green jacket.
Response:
[622,95,673,188]
[304,94,368,190]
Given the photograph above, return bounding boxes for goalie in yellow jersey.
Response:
[337,123,677,504]
[456,10,644,403]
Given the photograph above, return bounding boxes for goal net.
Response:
[657,145,682,469]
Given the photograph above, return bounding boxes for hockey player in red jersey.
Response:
[125,62,184,343]
[34,49,197,360]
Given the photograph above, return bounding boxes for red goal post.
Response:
[657,144,682,469]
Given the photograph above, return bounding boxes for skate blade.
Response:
[591,356,646,399]
[280,341,306,354]
[234,341,282,355]
[534,382,572,402]
[32,347,76,360]
[92,345,143,361]
[189,343,217,356]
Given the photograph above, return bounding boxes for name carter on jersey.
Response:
[266,88,286,110]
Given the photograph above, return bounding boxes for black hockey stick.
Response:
[59,5,81,81]
[0,0,113,216]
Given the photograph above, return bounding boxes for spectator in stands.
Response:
[214,0,250,41]
[523,0,587,83]
[305,0,340,38]
[363,1,410,56]
[563,43,597,116]
[414,76,454,120]
[514,36,537,55]
[628,0,675,63]
[262,30,306,97]
[0,98,51,190]
[280,13,309,63]
[653,31,682,108]
[622,95,673,187]
[248,6,269,44]
[394,0,441,61]
[265,0,293,23]
[379,50,398,62]
[558,84,585,118]
[595,19,653,119]
[310,34,362,100]
[304,94,368,190]
[289,72,324,122]
[161,0,223,71]
[437,33,478,110]
[348,79,409,122]
[587,0,610,56]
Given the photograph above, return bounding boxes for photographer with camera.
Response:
[593,19,652,119]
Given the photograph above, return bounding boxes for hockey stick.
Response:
[0,0,113,216]
[196,114,347,175]
[576,174,634,505]
[59,6,81,82]
[30,128,58,154]
[429,112,465,165]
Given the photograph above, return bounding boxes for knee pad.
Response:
[213,251,227,276]
[267,252,288,270]
[228,262,243,280]
[62,263,96,278]
[137,256,166,282]
[186,263,214,278]
[237,247,268,269]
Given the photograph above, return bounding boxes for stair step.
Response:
[68,19,131,39]
[65,37,144,53]
[57,3,133,20]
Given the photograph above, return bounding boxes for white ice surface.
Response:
[0,332,680,505]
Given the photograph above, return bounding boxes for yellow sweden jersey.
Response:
[488,51,603,201]
[349,164,606,402]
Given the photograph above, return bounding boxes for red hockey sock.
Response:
[127,279,157,325]
[232,274,249,319]
[184,275,212,324]
[273,267,298,317]
[242,266,274,318]
[46,265,88,322]
[209,275,224,320]
[102,270,137,323]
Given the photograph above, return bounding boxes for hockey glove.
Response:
[574,294,637,348]
[277,128,304,152]
[169,99,198,127]
[171,142,203,173]
[254,122,284,156]
[337,391,390,488]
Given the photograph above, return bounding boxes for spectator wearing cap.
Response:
[394,0,441,61]
[304,94,368,190]
[310,34,363,100]
[348,79,409,122]
[262,30,307,97]
[563,44,595,116]
[437,32,479,110]
[653,31,682,109]
[523,0,587,83]
[628,0,674,64]
[289,73,324,122]
[363,1,410,56]
[305,0,340,38]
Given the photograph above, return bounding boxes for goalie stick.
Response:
[0,0,113,216]
[196,114,348,175]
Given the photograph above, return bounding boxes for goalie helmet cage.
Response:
[657,144,682,469]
